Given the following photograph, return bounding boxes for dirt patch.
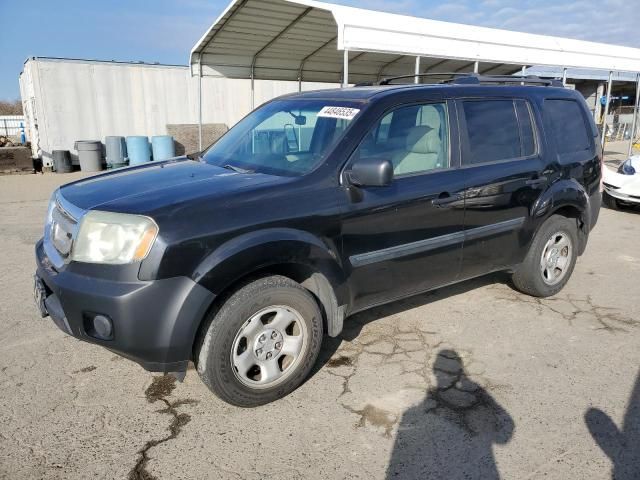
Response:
[73,366,96,374]
[355,404,397,438]
[327,356,353,368]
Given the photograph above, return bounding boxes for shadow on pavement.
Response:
[386,349,514,479]
[585,370,640,479]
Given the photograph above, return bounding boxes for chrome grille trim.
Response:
[43,189,86,269]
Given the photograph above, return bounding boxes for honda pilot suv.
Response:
[35,75,602,406]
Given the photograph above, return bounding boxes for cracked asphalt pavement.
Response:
[1,172,639,479]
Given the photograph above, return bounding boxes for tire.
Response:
[602,192,619,210]
[512,215,578,298]
[196,275,323,407]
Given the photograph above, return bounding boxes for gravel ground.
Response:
[0,169,639,480]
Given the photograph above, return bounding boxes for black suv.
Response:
[35,75,602,406]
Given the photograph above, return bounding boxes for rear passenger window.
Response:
[544,99,591,154]
[462,99,536,165]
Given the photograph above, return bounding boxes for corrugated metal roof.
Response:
[191,0,640,83]
[526,67,640,82]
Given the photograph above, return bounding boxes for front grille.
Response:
[50,201,78,258]
[42,190,85,270]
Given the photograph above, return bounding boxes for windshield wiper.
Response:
[222,164,253,174]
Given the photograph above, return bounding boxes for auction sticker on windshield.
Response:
[318,106,360,120]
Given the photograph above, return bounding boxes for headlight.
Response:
[44,192,56,231]
[72,211,158,264]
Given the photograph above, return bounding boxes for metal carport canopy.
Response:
[190,0,640,85]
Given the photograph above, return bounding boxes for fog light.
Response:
[84,313,114,340]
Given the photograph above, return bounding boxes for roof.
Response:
[271,82,575,103]
[526,66,640,82]
[190,0,640,84]
[284,84,407,99]
[24,56,188,69]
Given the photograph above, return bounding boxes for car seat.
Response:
[392,106,443,175]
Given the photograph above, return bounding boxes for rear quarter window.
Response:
[543,99,591,154]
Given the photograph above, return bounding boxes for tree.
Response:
[0,100,23,115]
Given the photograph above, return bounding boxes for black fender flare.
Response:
[192,228,350,337]
[531,178,591,254]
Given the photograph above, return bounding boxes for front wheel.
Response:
[512,215,578,297]
[196,275,323,407]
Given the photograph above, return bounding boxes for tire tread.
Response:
[196,275,323,407]
[512,215,578,298]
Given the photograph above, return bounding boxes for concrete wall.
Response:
[19,58,337,166]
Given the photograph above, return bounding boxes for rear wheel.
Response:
[512,215,578,297]
[196,275,323,407]
[602,192,619,210]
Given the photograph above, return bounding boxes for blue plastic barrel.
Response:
[105,136,128,169]
[151,135,176,161]
[126,136,151,166]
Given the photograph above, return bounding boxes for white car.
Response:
[603,155,640,209]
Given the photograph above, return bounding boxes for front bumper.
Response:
[603,185,640,204]
[35,240,214,373]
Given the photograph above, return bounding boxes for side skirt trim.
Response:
[350,217,525,267]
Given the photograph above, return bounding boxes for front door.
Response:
[457,98,550,279]
[340,101,466,312]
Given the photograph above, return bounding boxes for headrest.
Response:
[406,126,441,154]
[421,105,441,129]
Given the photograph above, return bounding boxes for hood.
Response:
[60,158,287,213]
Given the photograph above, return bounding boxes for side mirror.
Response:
[348,157,394,187]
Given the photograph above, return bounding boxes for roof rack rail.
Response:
[449,74,564,87]
[378,72,471,85]
[378,72,564,87]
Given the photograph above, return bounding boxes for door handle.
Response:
[526,176,548,187]
[432,193,460,206]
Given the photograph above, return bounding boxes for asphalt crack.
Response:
[490,288,638,333]
[129,376,198,480]
[323,298,516,439]
[325,315,443,435]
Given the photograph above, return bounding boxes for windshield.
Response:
[202,99,362,176]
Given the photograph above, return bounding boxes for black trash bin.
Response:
[52,150,73,173]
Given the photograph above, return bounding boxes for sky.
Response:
[1,0,639,101]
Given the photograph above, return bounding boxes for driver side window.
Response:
[354,102,450,177]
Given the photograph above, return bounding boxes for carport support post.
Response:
[342,49,349,88]
[628,72,640,157]
[197,53,203,152]
[601,71,613,149]
[474,61,479,74]
[414,56,421,84]
[251,66,255,110]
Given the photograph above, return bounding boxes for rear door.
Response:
[340,100,466,311]
[457,97,549,279]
